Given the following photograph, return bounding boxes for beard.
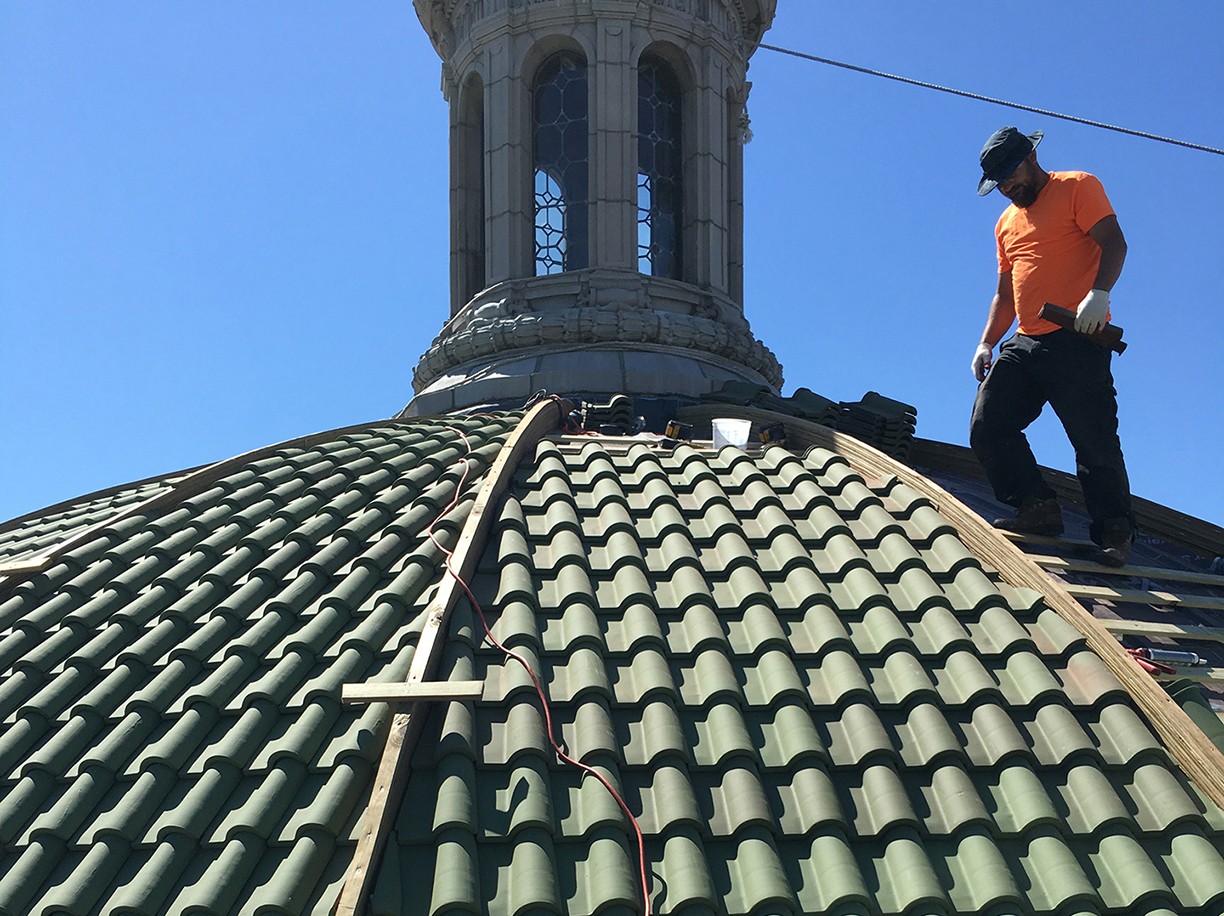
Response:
[1005,181,1040,208]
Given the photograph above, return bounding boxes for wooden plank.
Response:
[1031,554,1224,588]
[341,680,484,704]
[679,404,1224,810]
[1066,584,1224,613]
[0,555,54,576]
[334,399,567,916]
[1000,530,1097,549]
[1102,618,1224,645]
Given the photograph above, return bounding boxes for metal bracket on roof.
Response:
[340,680,483,704]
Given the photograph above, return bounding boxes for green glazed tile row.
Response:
[0,476,181,567]
[0,416,519,916]
[377,439,1224,916]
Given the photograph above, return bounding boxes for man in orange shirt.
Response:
[969,126,1133,566]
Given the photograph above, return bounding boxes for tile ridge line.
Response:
[332,397,570,916]
[676,403,1224,811]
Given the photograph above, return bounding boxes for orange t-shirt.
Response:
[996,171,1115,335]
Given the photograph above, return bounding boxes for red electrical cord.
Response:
[425,424,653,915]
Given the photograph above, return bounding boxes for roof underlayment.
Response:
[1,408,1223,915]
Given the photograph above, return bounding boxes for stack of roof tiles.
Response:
[833,392,918,462]
[1,413,1223,915]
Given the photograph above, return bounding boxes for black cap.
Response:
[977,127,1043,196]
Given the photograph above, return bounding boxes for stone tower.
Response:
[406,0,783,415]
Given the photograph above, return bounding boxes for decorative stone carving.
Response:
[412,269,783,392]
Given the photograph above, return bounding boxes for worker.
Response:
[969,126,1134,566]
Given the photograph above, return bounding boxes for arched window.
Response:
[533,52,588,275]
[637,57,683,278]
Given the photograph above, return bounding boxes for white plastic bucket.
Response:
[711,418,751,449]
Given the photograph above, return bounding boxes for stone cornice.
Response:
[413,270,783,392]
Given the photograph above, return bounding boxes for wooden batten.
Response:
[333,398,567,916]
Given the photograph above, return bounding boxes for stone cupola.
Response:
[406,0,783,415]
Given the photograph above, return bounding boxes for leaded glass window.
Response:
[637,58,682,278]
[533,53,588,275]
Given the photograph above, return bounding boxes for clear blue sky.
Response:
[3,2,1222,528]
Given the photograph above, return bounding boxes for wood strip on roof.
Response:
[333,399,567,916]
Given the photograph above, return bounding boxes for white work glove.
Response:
[972,343,993,382]
[1074,288,1110,334]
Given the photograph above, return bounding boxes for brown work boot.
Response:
[992,498,1064,537]
[1093,519,1133,567]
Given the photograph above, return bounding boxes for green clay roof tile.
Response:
[1,414,1223,914]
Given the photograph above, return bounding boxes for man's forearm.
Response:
[1089,216,1128,292]
[980,296,1016,347]
[1094,240,1127,292]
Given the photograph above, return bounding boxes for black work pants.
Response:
[969,329,1132,543]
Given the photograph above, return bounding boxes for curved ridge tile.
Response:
[702,762,774,836]
[866,828,951,914]
[432,752,479,837]
[845,605,909,657]
[596,563,655,612]
[1057,760,1135,835]
[620,699,690,767]
[690,702,756,767]
[611,646,678,706]
[976,761,1062,835]
[1162,829,1224,909]
[754,701,828,770]
[718,828,797,916]
[868,648,939,708]
[827,567,892,616]
[548,646,613,705]
[1014,829,1101,912]
[1025,703,1099,767]
[650,829,717,913]
[887,703,963,769]
[908,606,973,658]
[742,649,806,708]
[725,603,788,656]
[843,762,922,836]
[821,704,897,768]
[638,761,703,834]
[786,830,870,913]
[1088,703,1164,765]
[1126,762,1215,833]
[664,604,728,655]
[960,703,1033,767]
[932,650,1002,707]
[996,649,1066,707]
[766,564,831,612]
[1056,650,1125,708]
[209,758,308,844]
[802,646,871,710]
[915,764,992,835]
[564,699,620,765]
[544,602,604,653]
[963,605,1036,657]
[938,829,1024,913]
[482,702,552,766]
